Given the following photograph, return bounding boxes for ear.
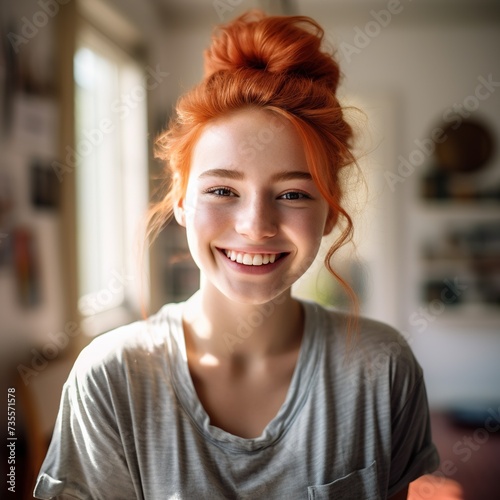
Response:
[173,197,186,227]
[323,209,337,236]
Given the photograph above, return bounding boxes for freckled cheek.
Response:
[186,203,233,240]
[286,212,326,246]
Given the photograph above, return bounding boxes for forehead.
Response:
[189,108,309,177]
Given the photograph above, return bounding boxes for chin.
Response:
[220,284,289,307]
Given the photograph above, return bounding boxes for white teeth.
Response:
[223,250,281,266]
[252,254,263,266]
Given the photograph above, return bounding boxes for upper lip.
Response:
[216,247,287,255]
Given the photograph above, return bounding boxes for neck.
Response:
[182,283,304,362]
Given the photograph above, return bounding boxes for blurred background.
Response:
[0,0,499,498]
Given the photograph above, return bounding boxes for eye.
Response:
[279,191,311,200]
[205,187,236,197]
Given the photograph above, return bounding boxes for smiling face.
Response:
[174,107,334,305]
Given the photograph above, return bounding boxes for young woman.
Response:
[35,11,439,499]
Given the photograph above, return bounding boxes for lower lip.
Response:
[217,249,288,275]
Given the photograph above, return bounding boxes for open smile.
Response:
[218,248,287,266]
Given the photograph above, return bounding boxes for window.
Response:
[74,22,148,335]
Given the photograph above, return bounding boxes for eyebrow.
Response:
[198,168,313,182]
[199,168,244,180]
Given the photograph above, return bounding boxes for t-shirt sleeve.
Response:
[387,357,440,496]
[33,346,137,499]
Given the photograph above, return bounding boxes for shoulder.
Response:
[325,306,408,349]
[308,300,411,353]
[69,302,180,389]
[307,301,423,391]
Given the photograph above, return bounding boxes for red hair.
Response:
[149,10,358,320]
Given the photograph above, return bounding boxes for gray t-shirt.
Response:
[34,299,439,499]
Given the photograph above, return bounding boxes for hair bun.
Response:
[204,10,340,91]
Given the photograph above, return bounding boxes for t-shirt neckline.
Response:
[163,299,324,452]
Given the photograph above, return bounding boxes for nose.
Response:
[234,195,278,241]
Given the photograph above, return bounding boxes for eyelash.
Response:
[204,187,312,200]
[280,191,312,201]
[204,187,235,198]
